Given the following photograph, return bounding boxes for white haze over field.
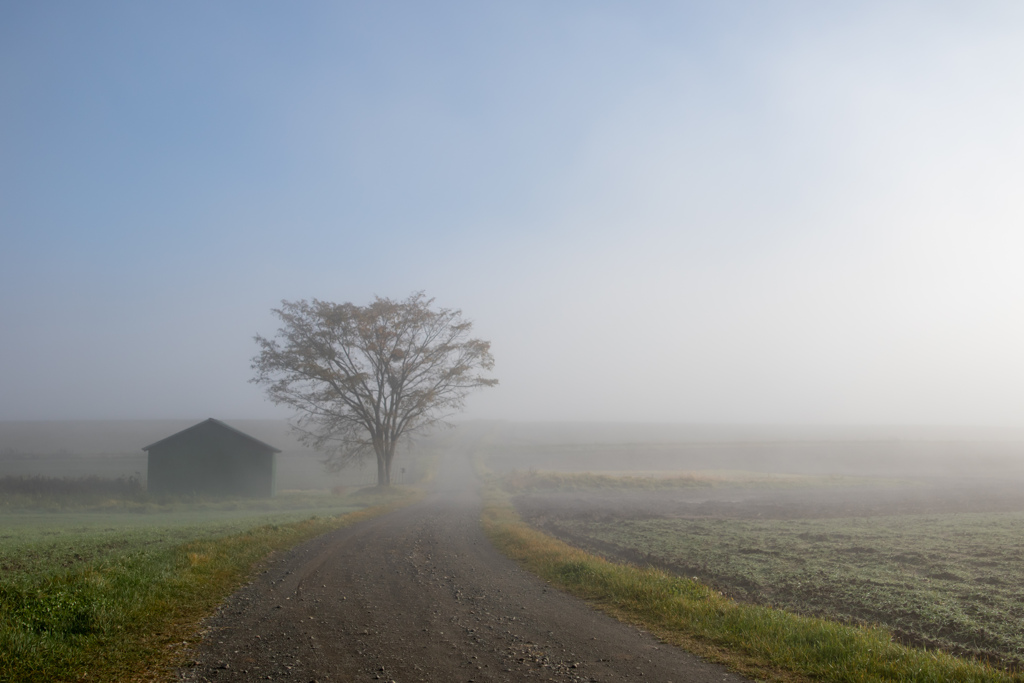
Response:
[3,3,1024,427]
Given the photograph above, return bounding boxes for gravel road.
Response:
[178,454,749,683]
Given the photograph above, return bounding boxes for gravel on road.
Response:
[178,456,749,683]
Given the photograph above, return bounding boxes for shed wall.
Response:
[147,426,275,497]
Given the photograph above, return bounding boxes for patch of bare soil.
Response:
[177,458,750,683]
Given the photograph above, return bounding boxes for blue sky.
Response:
[4,2,1024,425]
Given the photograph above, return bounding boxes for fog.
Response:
[7,9,1024,669]
[5,419,1024,492]
[4,4,1024,430]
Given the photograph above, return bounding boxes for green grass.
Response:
[0,487,418,682]
[481,485,1023,683]
[549,512,1024,669]
[0,480,386,513]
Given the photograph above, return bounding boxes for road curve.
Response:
[178,454,749,683]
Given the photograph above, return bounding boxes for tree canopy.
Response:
[251,293,498,486]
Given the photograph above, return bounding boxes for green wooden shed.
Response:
[143,418,279,497]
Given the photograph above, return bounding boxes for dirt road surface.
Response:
[178,454,749,683]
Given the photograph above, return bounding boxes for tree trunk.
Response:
[383,444,394,487]
[373,433,391,487]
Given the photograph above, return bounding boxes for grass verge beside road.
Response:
[481,485,1021,683]
[0,487,418,682]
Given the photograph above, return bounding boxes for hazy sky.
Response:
[3,2,1024,425]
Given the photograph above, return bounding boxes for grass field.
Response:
[487,464,1024,681]
[499,468,877,492]
[0,488,416,682]
[483,484,1022,683]
[551,512,1024,668]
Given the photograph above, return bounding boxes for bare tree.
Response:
[251,293,498,486]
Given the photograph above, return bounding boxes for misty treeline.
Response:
[0,474,144,500]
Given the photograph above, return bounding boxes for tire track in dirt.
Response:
[178,455,749,683]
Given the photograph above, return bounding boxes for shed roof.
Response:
[142,418,282,453]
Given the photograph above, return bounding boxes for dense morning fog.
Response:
[3,2,1024,426]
